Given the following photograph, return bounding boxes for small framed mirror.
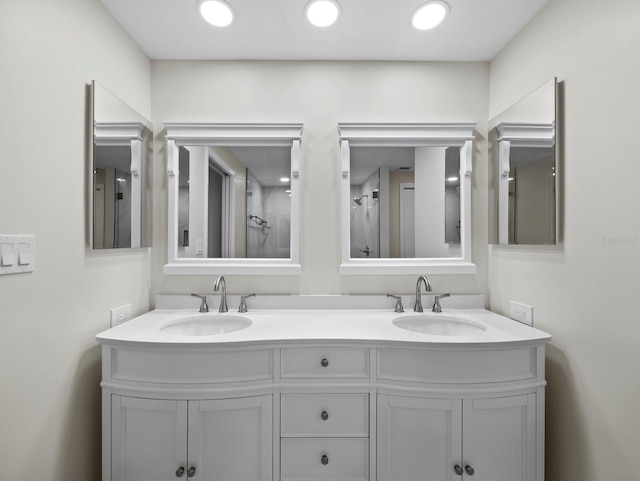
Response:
[338,123,476,274]
[90,81,152,249]
[164,123,303,275]
[489,78,558,245]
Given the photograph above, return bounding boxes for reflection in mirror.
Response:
[339,123,476,275]
[175,145,291,259]
[490,78,558,245]
[164,123,303,275]
[350,146,461,258]
[90,81,152,249]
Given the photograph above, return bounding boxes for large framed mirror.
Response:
[90,81,152,249]
[164,123,303,275]
[489,78,558,245]
[338,123,476,274]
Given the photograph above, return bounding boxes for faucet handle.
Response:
[238,294,255,313]
[190,294,209,313]
[432,293,450,313]
[386,294,404,313]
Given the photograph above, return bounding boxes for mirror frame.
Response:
[338,123,476,275]
[164,122,303,275]
[89,81,152,250]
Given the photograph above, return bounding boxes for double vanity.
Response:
[97,295,550,481]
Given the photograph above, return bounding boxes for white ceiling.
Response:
[99,0,548,61]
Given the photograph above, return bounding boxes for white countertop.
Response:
[96,308,551,348]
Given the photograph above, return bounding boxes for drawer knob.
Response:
[176,467,185,478]
[321,411,329,420]
[454,465,463,476]
[321,358,329,367]
[465,465,475,476]
[321,454,329,465]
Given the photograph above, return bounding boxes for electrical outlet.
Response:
[110,304,132,327]
[510,301,533,326]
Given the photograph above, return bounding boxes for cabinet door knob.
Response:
[187,466,196,478]
[321,454,329,465]
[176,467,185,478]
[465,465,475,476]
[321,411,329,420]
[454,465,463,476]
[321,358,329,367]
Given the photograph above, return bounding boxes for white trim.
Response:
[338,123,476,275]
[496,122,555,148]
[337,123,476,146]
[164,122,303,275]
[93,121,145,146]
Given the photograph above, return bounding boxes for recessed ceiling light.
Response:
[447,176,459,182]
[280,177,290,183]
[197,0,234,27]
[305,0,340,27]
[412,1,449,31]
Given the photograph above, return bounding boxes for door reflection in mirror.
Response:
[177,145,290,259]
[350,146,461,259]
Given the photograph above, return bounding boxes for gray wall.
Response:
[488,0,640,479]
[0,0,151,479]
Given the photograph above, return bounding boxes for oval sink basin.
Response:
[160,315,252,336]
[393,315,486,336]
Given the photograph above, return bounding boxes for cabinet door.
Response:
[188,395,273,481]
[111,396,187,481]
[377,394,462,481]
[462,394,536,481]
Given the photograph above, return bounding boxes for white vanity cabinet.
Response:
[377,394,536,481]
[99,313,547,481]
[111,395,272,481]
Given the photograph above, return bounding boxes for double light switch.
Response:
[0,235,35,275]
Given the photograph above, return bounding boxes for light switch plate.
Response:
[0,235,35,275]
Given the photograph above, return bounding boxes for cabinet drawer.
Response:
[281,438,368,481]
[281,348,369,379]
[281,394,369,437]
[377,347,536,384]
[111,347,273,384]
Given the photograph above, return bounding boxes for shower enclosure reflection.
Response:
[177,145,291,259]
[350,146,461,258]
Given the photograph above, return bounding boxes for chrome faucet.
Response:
[213,275,228,313]
[432,293,450,313]
[190,293,209,313]
[414,275,432,312]
[238,294,255,313]
[386,294,404,313]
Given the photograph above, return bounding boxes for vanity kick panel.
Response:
[281,347,369,379]
[281,393,369,437]
[111,347,273,383]
[280,438,368,481]
[377,347,536,383]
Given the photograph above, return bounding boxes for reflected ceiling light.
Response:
[412,1,449,31]
[305,0,340,27]
[197,0,234,27]
[280,177,290,182]
[447,176,459,182]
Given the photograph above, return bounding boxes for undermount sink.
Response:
[393,315,487,336]
[160,314,252,336]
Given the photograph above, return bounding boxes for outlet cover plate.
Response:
[110,304,132,327]
[510,301,533,326]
